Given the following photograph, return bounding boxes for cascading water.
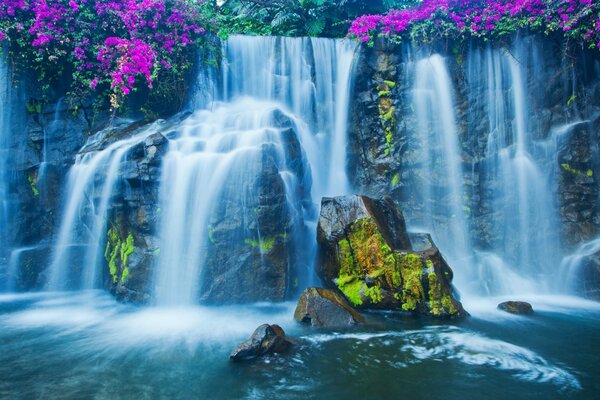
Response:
[0,54,24,286]
[0,55,10,268]
[400,38,599,299]
[152,36,357,305]
[43,36,357,303]
[47,122,164,290]
[409,54,472,291]
[222,35,356,197]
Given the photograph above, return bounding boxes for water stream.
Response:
[0,36,599,399]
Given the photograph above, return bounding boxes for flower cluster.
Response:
[0,0,214,106]
[349,0,600,50]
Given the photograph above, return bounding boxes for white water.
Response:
[0,56,12,266]
[47,122,164,290]
[410,54,472,292]
[41,36,357,304]
[401,40,594,299]
[222,36,356,198]
[153,36,357,305]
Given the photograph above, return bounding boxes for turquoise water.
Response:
[0,291,598,399]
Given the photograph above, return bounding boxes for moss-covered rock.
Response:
[317,195,467,318]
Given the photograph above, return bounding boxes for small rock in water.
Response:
[229,324,292,361]
[294,287,364,328]
[497,301,534,315]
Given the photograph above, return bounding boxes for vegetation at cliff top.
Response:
[0,0,217,110]
[1,0,598,113]
[349,0,600,49]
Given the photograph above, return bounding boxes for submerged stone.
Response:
[294,287,364,328]
[497,301,534,315]
[317,195,467,318]
[229,324,292,361]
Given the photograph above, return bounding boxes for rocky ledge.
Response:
[316,195,467,318]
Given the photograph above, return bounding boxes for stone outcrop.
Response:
[294,287,364,328]
[199,109,312,303]
[317,195,466,318]
[497,301,534,315]
[229,324,292,361]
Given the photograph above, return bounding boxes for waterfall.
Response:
[222,36,356,198]
[153,36,357,305]
[468,42,563,295]
[42,36,356,303]
[0,54,24,283]
[0,56,10,267]
[47,122,164,290]
[407,53,472,292]
[397,38,599,298]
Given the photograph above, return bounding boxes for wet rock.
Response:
[497,301,534,315]
[200,110,312,303]
[574,247,600,301]
[229,324,292,361]
[294,287,364,328]
[317,195,466,318]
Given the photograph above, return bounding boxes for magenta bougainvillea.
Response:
[0,0,214,106]
[349,0,600,49]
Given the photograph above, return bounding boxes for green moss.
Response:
[104,225,135,284]
[391,173,400,186]
[428,272,443,315]
[365,284,382,303]
[245,233,287,253]
[120,233,134,268]
[337,274,363,306]
[26,101,42,114]
[399,253,424,311]
[561,163,592,177]
[383,80,396,88]
[378,90,391,97]
[442,294,457,314]
[27,173,39,197]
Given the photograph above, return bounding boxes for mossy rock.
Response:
[316,195,467,318]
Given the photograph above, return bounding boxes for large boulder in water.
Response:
[294,287,364,328]
[497,301,534,315]
[317,195,466,318]
[229,324,292,361]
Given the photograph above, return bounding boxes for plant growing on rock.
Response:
[349,0,600,50]
[0,0,217,110]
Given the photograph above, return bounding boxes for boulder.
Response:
[497,301,534,315]
[316,195,466,318]
[229,324,292,361]
[294,287,364,328]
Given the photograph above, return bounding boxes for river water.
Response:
[0,291,598,399]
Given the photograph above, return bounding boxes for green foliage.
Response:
[104,224,135,284]
[218,0,400,38]
[27,171,39,197]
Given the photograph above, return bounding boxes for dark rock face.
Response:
[79,123,171,303]
[317,195,466,318]
[347,34,600,296]
[294,287,364,328]
[200,111,311,304]
[230,323,292,361]
[497,301,534,315]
